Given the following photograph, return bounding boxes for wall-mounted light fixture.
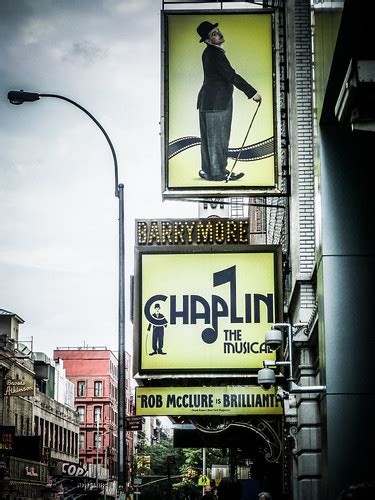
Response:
[335,59,375,132]
[257,323,326,394]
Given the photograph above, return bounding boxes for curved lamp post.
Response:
[7,90,127,492]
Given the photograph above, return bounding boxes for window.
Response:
[55,424,59,449]
[94,381,103,397]
[79,432,85,450]
[94,406,102,424]
[50,422,54,448]
[34,416,39,435]
[77,406,85,423]
[77,381,86,396]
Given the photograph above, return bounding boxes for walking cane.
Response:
[226,100,261,182]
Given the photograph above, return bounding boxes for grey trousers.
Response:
[199,101,233,179]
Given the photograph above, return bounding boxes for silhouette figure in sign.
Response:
[147,303,168,355]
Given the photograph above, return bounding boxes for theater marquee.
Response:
[133,221,282,374]
[136,386,283,416]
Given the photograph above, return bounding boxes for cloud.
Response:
[62,40,109,64]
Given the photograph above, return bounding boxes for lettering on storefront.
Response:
[136,387,283,416]
[4,379,35,397]
[62,462,88,477]
[137,219,250,246]
[143,265,274,348]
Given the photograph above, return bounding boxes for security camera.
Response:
[265,329,283,350]
[257,367,276,390]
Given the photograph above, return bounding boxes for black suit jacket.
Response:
[197,44,257,111]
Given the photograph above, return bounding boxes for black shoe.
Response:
[211,176,226,181]
[211,170,238,181]
[159,351,167,355]
[149,351,157,356]
[199,170,211,180]
[226,171,244,181]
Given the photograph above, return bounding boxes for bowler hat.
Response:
[197,21,219,42]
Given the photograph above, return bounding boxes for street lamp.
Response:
[257,323,327,394]
[7,89,127,491]
[96,427,111,497]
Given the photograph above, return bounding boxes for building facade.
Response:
[156,1,373,499]
[0,309,80,498]
[53,346,134,493]
[265,0,374,499]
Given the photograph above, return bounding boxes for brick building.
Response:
[53,347,133,488]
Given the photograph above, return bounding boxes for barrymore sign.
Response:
[136,386,283,416]
[134,224,282,374]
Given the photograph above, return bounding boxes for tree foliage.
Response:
[135,436,228,499]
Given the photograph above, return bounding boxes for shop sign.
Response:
[0,427,14,452]
[60,462,88,477]
[4,378,35,397]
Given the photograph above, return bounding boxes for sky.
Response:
[0,0,204,359]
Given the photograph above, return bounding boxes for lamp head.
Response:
[265,328,283,351]
[7,90,40,105]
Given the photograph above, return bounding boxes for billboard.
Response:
[162,10,278,198]
[133,243,282,374]
[0,426,14,452]
[136,386,283,416]
[3,377,35,397]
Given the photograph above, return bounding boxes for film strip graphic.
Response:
[168,136,274,161]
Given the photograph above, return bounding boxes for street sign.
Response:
[167,455,175,464]
[125,416,143,431]
[198,475,210,486]
[134,477,142,485]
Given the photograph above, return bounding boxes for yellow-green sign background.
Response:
[141,252,276,371]
[136,386,283,416]
[167,12,275,188]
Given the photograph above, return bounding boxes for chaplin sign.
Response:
[161,10,278,198]
[133,240,282,374]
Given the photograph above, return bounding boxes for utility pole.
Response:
[202,448,207,497]
[104,447,108,500]
[96,417,100,491]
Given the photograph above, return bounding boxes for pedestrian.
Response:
[337,480,375,499]
[196,20,262,182]
[217,476,242,500]
[201,490,216,499]
[258,492,272,500]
